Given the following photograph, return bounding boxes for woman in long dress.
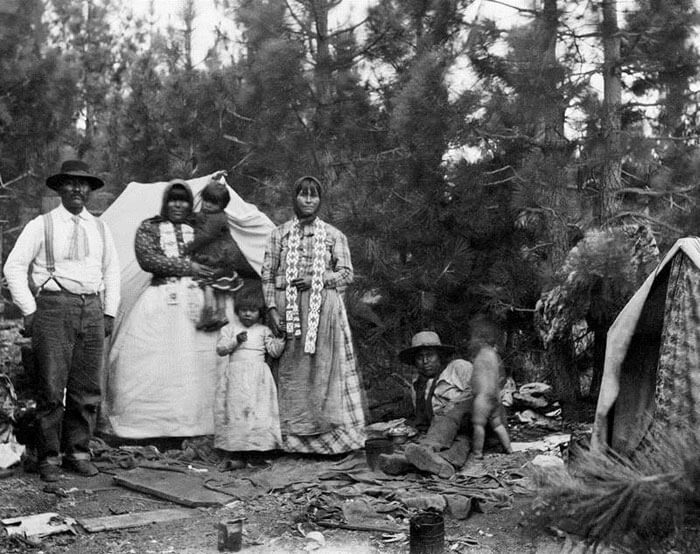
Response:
[262,176,366,454]
[107,180,224,438]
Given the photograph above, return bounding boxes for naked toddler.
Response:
[469,317,513,459]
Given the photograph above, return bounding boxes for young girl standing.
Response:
[214,291,285,452]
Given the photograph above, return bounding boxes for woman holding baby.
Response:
[107,180,231,438]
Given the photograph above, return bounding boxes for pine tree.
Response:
[0,0,79,224]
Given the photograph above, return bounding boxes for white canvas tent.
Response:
[99,174,275,438]
[593,237,700,454]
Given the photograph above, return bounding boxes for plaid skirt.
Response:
[275,288,366,454]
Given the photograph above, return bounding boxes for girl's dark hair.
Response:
[292,175,323,199]
[234,287,265,320]
[201,181,231,209]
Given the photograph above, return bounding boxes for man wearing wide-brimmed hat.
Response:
[4,160,120,482]
[380,331,475,478]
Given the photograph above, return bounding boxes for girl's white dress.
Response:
[214,322,284,451]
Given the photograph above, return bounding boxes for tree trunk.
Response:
[548,341,581,420]
[311,0,332,106]
[181,0,195,72]
[539,0,564,147]
[599,0,622,223]
[81,0,94,154]
[588,322,607,400]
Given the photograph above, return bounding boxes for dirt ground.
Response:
[0,319,589,553]
[0,426,587,554]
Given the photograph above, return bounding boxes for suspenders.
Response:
[35,213,107,294]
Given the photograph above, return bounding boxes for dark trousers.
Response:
[422,399,473,450]
[419,399,474,467]
[31,292,104,464]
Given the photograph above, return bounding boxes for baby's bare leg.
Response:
[489,412,513,454]
[213,289,228,319]
[203,285,215,310]
[471,394,491,459]
[472,423,486,459]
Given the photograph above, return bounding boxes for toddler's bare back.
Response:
[471,346,502,424]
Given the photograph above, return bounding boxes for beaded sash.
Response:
[159,222,194,257]
[284,217,327,354]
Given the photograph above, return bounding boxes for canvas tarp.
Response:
[100,174,274,336]
[592,237,700,454]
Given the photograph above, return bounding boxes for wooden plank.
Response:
[112,468,233,508]
[77,508,194,533]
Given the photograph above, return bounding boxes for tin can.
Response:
[217,518,244,552]
[410,511,444,554]
[364,437,393,471]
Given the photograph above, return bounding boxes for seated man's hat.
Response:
[46,159,104,191]
[399,331,454,365]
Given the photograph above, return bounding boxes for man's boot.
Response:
[441,436,470,468]
[378,453,414,475]
[405,444,455,478]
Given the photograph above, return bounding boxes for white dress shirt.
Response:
[3,204,120,317]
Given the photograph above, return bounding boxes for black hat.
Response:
[46,160,104,191]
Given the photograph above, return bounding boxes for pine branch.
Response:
[284,0,311,36]
[486,0,537,15]
[643,135,700,142]
[224,106,254,122]
[609,211,684,234]
[0,170,35,188]
[614,186,698,197]
[533,425,700,551]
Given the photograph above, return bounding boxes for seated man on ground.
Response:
[380,331,474,478]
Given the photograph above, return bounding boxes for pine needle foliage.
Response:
[531,425,700,552]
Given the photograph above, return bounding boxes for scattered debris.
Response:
[316,520,405,534]
[444,494,474,520]
[447,534,479,548]
[399,493,447,512]
[530,455,565,469]
[381,531,408,544]
[42,484,79,497]
[513,382,554,410]
[515,409,560,428]
[0,373,25,469]
[511,433,570,453]
[304,530,326,549]
[2,512,76,538]
[0,441,23,470]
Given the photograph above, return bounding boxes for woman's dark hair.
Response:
[160,179,193,218]
[293,176,323,199]
[201,181,230,210]
[234,287,265,321]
